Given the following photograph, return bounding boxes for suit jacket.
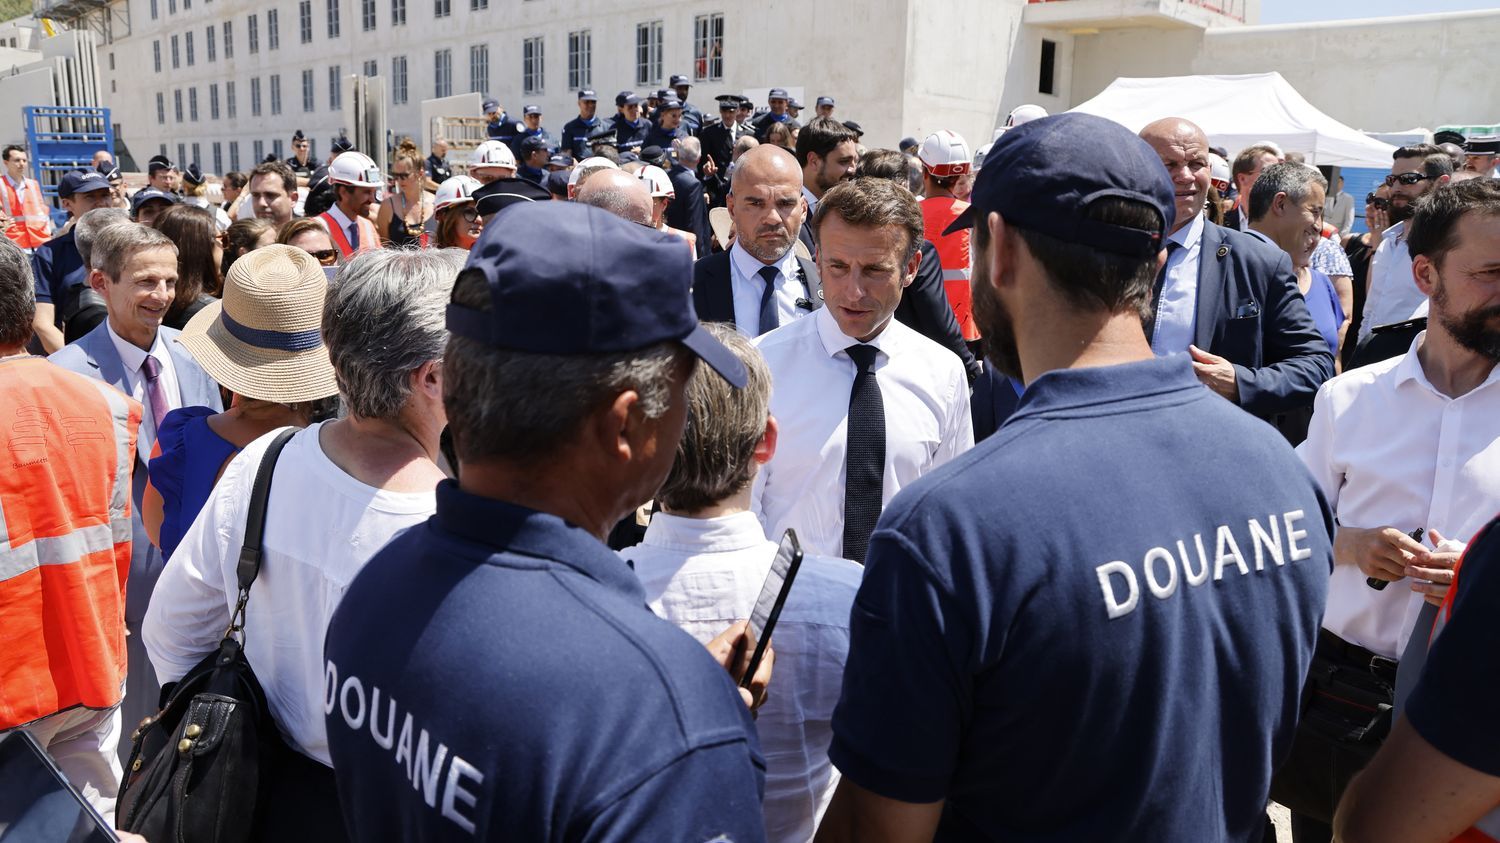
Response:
[971,367,1024,443]
[666,164,711,260]
[49,322,223,627]
[894,240,980,382]
[692,250,822,327]
[1192,221,1333,417]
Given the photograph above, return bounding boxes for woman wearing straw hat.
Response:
[142,244,341,561]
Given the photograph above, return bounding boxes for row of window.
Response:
[150,13,726,88]
[158,137,343,175]
[155,67,352,125]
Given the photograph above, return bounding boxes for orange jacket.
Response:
[921,196,979,341]
[0,176,54,249]
[320,211,381,259]
[0,357,140,729]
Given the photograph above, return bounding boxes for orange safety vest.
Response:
[921,195,979,341]
[0,357,140,730]
[319,211,381,259]
[0,176,53,250]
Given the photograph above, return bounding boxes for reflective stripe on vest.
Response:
[0,359,141,729]
[0,177,53,249]
[320,211,380,258]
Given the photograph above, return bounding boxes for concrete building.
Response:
[29,0,1500,176]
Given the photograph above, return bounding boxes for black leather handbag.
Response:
[117,429,297,843]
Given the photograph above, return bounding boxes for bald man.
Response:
[1137,117,1332,423]
[692,144,823,335]
[575,168,654,227]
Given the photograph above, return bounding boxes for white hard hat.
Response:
[973,142,993,171]
[637,165,674,199]
[434,175,481,212]
[918,130,971,178]
[327,151,383,187]
[567,156,620,188]
[470,140,516,170]
[1006,104,1049,127]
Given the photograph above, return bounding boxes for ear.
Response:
[1272,191,1289,217]
[901,244,922,289]
[412,358,443,402]
[754,414,779,465]
[1411,253,1439,298]
[984,211,1011,290]
[597,388,641,464]
[87,268,109,296]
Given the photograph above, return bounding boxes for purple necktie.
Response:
[141,354,172,431]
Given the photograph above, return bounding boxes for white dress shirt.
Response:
[323,203,361,247]
[729,241,810,337]
[801,185,819,219]
[142,424,437,764]
[621,511,862,843]
[1297,333,1500,658]
[1151,211,1204,355]
[105,320,181,459]
[752,306,973,559]
[1358,221,1429,343]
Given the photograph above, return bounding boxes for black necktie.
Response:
[1145,240,1183,345]
[842,344,885,564]
[757,265,780,335]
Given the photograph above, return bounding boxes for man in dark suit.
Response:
[666,137,712,259]
[692,145,821,334]
[48,223,223,758]
[1138,118,1332,418]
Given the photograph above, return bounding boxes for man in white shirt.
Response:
[1275,177,1500,840]
[622,323,862,843]
[1355,145,1453,357]
[753,177,972,562]
[692,144,822,334]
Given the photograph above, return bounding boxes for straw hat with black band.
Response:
[177,244,338,403]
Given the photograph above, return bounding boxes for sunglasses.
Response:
[459,206,480,222]
[389,171,415,180]
[1384,172,1433,187]
[307,248,339,266]
[1364,193,1390,210]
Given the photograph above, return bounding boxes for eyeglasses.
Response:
[306,248,339,266]
[459,206,480,222]
[1364,193,1390,210]
[1384,172,1433,187]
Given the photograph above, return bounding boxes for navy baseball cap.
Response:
[767,88,789,100]
[816,96,835,107]
[578,89,597,101]
[670,74,691,87]
[639,146,668,167]
[59,170,110,197]
[519,135,549,153]
[449,201,747,387]
[547,154,573,169]
[523,104,542,116]
[483,99,501,113]
[943,113,1174,258]
[130,186,179,213]
[657,96,683,111]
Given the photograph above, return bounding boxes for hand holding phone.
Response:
[742,529,803,689]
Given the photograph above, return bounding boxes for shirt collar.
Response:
[1392,331,1500,394]
[1387,220,1407,244]
[105,318,163,375]
[432,480,646,600]
[813,303,897,360]
[641,511,768,554]
[326,203,355,232]
[802,185,819,216]
[1008,354,1204,423]
[1169,211,1205,250]
[729,239,797,278]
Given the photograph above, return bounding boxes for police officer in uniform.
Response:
[511,105,553,159]
[669,74,704,135]
[753,88,798,142]
[285,129,320,180]
[324,200,768,841]
[561,89,601,161]
[610,92,649,152]
[698,95,743,208]
[425,138,454,192]
[484,98,521,145]
[815,113,1334,841]
[586,125,620,162]
[644,96,687,151]
[515,136,549,186]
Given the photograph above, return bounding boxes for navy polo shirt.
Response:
[561,116,599,161]
[828,354,1333,841]
[31,229,84,308]
[1406,515,1500,778]
[324,482,766,841]
[610,115,649,151]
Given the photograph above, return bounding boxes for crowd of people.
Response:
[1,81,1499,843]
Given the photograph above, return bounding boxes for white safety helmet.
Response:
[918,130,971,179]
[470,140,516,170]
[973,142,993,172]
[567,156,620,189]
[434,175,481,212]
[326,151,383,188]
[637,165,674,199]
[1006,104,1049,127]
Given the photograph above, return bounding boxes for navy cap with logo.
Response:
[652,89,671,101]
[483,99,501,113]
[657,96,683,112]
[789,99,804,110]
[98,162,122,182]
[767,87,789,101]
[547,154,573,169]
[578,89,598,101]
[519,135,549,153]
[943,113,1174,258]
[130,186,179,213]
[59,170,111,198]
[449,201,747,387]
[816,96,835,107]
[670,74,691,87]
[715,95,738,110]
[523,104,542,116]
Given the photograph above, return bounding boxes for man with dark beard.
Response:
[814,113,1332,843]
[1276,177,1500,843]
[794,118,859,256]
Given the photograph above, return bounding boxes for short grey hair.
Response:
[575,170,653,226]
[444,268,690,465]
[75,208,132,270]
[322,249,456,419]
[92,223,176,281]
[0,239,36,348]
[673,136,702,167]
[1248,163,1327,223]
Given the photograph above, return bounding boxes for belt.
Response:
[1317,628,1398,685]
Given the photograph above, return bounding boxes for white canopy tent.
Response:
[1069,72,1397,168]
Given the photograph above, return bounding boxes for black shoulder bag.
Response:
[117,428,297,843]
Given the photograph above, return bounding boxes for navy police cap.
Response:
[59,170,111,197]
[449,201,747,388]
[944,112,1175,258]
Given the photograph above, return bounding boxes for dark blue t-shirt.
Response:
[828,354,1333,842]
[1407,514,1500,778]
[324,483,766,841]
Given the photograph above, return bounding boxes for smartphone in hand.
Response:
[741,528,804,689]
